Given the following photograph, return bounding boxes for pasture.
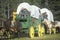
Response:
[0,33,60,40]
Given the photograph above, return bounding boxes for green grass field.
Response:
[7,33,60,40]
[0,33,60,40]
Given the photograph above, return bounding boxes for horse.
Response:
[54,21,60,33]
[42,19,56,34]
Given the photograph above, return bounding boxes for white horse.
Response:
[42,19,56,34]
[54,21,60,28]
[54,21,60,32]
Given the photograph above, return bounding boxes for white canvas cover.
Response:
[40,8,54,22]
[17,2,31,14]
[30,5,41,19]
[17,3,41,19]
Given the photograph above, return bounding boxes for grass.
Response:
[9,33,60,40]
[0,33,60,40]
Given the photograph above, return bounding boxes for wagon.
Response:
[14,8,45,38]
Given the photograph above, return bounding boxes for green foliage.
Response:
[0,0,60,21]
[0,13,7,21]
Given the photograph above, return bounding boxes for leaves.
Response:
[0,0,60,21]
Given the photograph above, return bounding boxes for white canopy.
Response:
[17,2,31,14]
[17,3,41,19]
[30,5,41,19]
[40,8,54,22]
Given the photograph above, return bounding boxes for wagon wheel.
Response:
[38,25,41,37]
[29,27,34,38]
[38,25,45,37]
